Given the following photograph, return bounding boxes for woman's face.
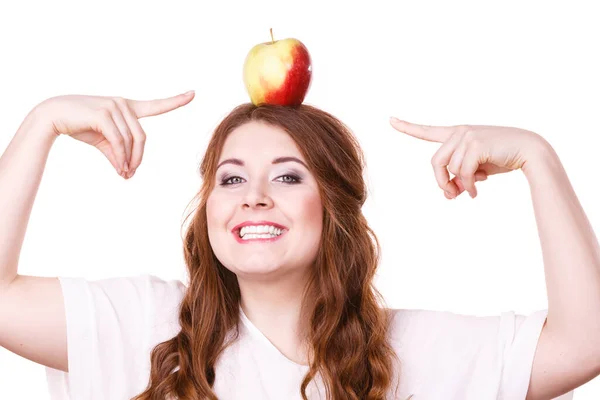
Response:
[206,121,323,280]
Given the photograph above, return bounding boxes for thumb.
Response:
[475,171,488,181]
[449,171,487,197]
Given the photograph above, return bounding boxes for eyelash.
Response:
[219,174,302,186]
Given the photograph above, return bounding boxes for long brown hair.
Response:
[133,103,399,399]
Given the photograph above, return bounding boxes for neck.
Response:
[238,269,313,365]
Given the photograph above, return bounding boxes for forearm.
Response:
[523,139,600,337]
[0,108,56,286]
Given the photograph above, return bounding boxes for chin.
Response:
[230,258,286,278]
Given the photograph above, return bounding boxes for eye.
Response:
[275,174,302,184]
[220,176,245,186]
[219,174,302,186]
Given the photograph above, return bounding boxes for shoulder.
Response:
[385,307,547,354]
[58,273,187,332]
[383,308,548,397]
[385,307,537,334]
[60,273,187,307]
[47,274,188,399]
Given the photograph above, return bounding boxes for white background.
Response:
[1,0,599,398]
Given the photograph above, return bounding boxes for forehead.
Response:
[219,121,303,160]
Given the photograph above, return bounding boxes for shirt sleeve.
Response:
[498,310,547,398]
[388,308,575,400]
[45,274,186,400]
[499,310,574,400]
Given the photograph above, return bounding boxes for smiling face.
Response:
[206,120,323,281]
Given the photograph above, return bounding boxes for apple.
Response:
[243,29,312,106]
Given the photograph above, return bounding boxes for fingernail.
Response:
[124,162,129,172]
[184,90,195,96]
[390,117,400,124]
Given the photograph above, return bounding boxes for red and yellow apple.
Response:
[243,29,312,106]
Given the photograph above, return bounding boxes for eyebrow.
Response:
[216,156,309,170]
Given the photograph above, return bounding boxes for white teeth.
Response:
[242,233,279,240]
[239,225,284,238]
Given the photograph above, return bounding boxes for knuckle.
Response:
[105,99,119,113]
[456,124,470,134]
[463,129,475,142]
[113,96,127,108]
[448,165,459,176]
[99,108,112,120]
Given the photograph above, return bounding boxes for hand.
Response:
[389,118,546,199]
[31,91,195,179]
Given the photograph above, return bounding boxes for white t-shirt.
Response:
[45,274,574,400]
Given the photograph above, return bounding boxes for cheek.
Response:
[206,192,232,231]
[293,191,323,231]
[206,192,237,260]
[205,194,217,226]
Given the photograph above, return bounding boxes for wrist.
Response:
[17,103,59,144]
[521,135,561,181]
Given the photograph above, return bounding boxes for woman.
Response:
[0,91,592,399]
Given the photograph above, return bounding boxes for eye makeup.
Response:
[217,168,304,187]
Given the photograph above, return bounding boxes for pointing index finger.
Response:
[390,117,453,143]
[129,90,195,118]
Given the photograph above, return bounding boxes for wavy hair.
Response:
[132,103,399,399]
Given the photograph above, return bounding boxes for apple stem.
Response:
[270,28,274,44]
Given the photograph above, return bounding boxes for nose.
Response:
[241,182,274,210]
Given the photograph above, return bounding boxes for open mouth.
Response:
[236,225,286,240]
